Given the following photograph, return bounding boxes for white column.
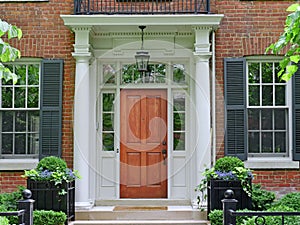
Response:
[72,26,92,207]
[192,26,212,203]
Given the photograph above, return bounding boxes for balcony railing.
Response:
[74,0,210,15]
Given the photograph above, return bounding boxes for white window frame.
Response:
[244,56,298,169]
[0,59,41,170]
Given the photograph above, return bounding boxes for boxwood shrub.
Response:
[33,210,67,225]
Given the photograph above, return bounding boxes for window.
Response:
[247,61,288,157]
[0,62,40,158]
[224,57,300,165]
[101,92,115,151]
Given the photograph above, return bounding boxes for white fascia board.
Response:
[61,14,224,28]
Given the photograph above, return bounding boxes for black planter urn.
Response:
[27,179,75,223]
[207,179,252,215]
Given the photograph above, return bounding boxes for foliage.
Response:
[275,192,300,211]
[251,184,276,211]
[266,3,300,81]
[243,205,300,225]
[195,157,253,208]
[0,217,9,225]
[214,156,245,172]
[0,186,25,224]
[0,186,24,211]
[33,210,67,225]
[23,156,80,195]
[0,19,22,83]
[208,209,223,225]
[37,156,67,173]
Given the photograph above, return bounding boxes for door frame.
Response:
[97,59,191,200]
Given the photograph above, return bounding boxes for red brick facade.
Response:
[0,0,299,195]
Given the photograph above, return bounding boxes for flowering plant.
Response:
[22,156,80,195]
[195,156,253,209]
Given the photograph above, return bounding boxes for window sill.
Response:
[244,158,299,169]
[0,159,38,171]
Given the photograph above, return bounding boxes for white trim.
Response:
[245,158,299,169]
[61,14,224,27]
[0,158,38,170]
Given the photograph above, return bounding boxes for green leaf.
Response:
[287,3,300,12]
[290,55,300,63]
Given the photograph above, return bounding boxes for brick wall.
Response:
[214,0,300,193]
[0,0,75,192]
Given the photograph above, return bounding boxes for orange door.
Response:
[120,89,168,198]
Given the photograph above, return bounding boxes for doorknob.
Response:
[162,149,167,165]
[162,141,167,145]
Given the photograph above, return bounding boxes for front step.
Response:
[70,205,209,225]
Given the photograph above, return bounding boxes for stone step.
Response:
[69,220,210,225]
[75,206,207,221]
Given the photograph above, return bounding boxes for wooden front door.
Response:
[120,89,168,198]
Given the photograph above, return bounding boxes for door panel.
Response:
[120,89,167,198]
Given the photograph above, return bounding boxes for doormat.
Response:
[113,206,168,211]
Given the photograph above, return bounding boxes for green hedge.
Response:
[33,210,67,225]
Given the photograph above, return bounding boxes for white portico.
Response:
[61,14,223,207]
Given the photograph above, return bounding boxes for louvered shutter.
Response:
[224,58,247,160]
[293,65,300,160]
[39,59,63,159]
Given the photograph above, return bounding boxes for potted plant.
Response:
[22,156,80,223]
[196,156,253,215]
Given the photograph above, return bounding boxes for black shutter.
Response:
[293,64,300,160]
[39,59,63,159]
[224,58,247,160]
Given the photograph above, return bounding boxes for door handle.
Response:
[162,149,167,165]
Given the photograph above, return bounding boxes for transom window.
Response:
[0,62,40,158]
[247,61,288,157]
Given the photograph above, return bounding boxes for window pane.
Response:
[28,64,40,85]
[262,86,273,106]
[274,63,285,83]
[15,111,26,132]
[249,85,260,106]
[261,62,273,83]
[248,109,259,130]
[274,109,286,130]
[173,112,185,131]
[103,113,114,131]
[15,65,27,85]
[122,64,139,84]
[173,93,185,111]
[2,134,13,154]
[2,65,13,85]
[248,63,260,84]
[173,132,185,151]
[248,132,259,153]
[102,133,114,151]
[28,133,39,154]
[15,87,26,108]
[103,93,114,112]
[261,109,272,130]
[15,134,26,154]
[28,87,39,108]
[275,132,286,153]
[28,111,39,132]
[262,132,273,153]
[275,85,285,106]
[2,111,13,132]
[103,64,116,84]
[173,64,185,83]
[2,87,12,108]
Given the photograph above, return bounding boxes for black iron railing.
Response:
[0,210,25,225]
[74,0,210,14]
[223,189,300,225]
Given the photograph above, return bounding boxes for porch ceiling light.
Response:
[135,25,150,73]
